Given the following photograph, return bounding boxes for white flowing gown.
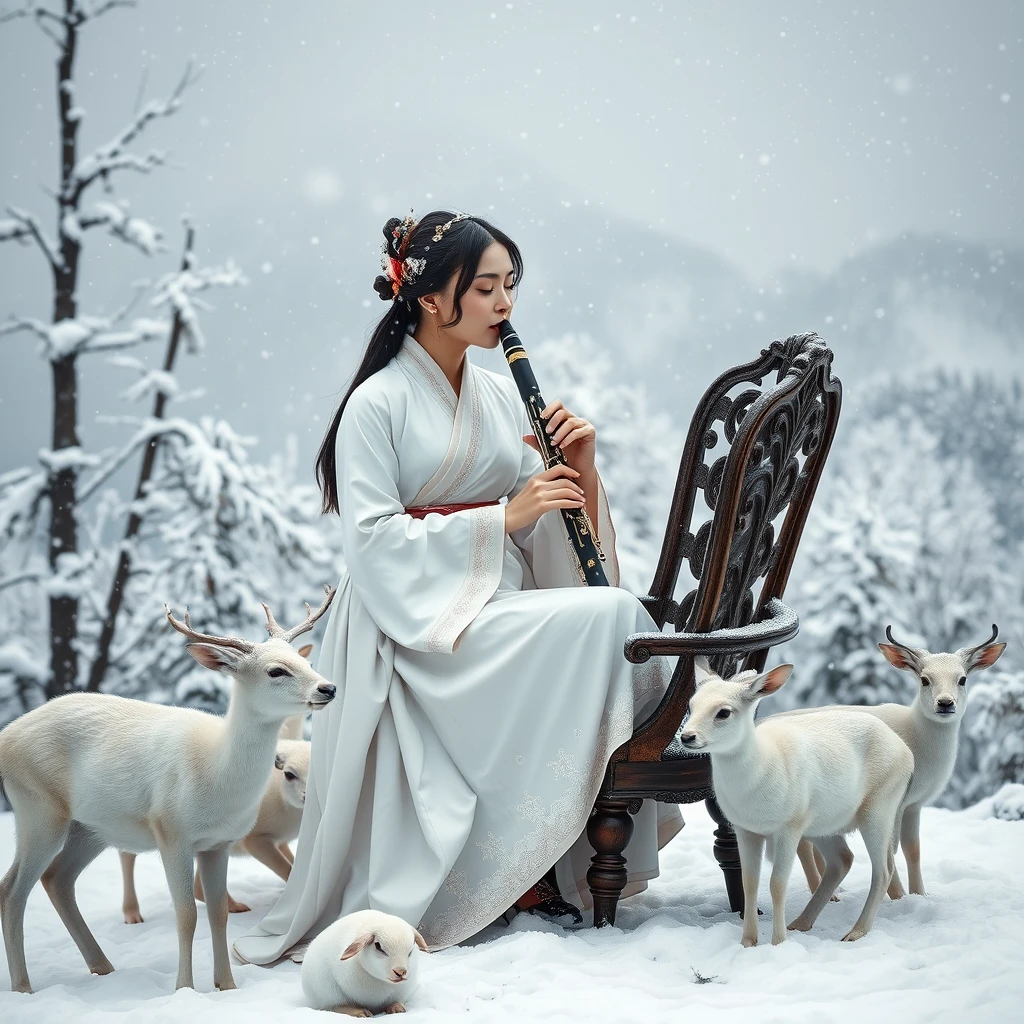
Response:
[233,336,682,964]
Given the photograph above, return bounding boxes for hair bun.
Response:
[382,217,403,256]
[373,274,395,301]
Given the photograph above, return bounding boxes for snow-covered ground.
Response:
[1,796,1021,1023]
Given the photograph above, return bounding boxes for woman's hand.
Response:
[504,464,586,534]
[533,401,596,476]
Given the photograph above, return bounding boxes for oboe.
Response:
[498,319,609,587]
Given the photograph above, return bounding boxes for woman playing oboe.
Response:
[234,210,683,964]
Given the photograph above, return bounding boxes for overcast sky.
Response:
[1,0,1021,475]
[1,0,1020,281]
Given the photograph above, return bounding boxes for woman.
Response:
[234,211,682,963]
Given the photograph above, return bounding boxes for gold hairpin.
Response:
[432,212,468,242]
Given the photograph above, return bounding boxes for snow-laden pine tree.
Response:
[0,4,340,735]
[528,333,683,595]
[780,414,1015,705]
[91,423,340,712]
[776,419,919,710]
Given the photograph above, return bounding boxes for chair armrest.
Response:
[623,598,799,664]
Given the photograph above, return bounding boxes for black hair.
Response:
[314,211,524,514]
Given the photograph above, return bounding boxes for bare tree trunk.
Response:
[46,2,83,698]
[86,226,195,693]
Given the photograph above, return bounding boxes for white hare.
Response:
[301,909,428,1016]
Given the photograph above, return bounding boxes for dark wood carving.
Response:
[584,332,842,926]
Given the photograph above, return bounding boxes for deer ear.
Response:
[340,933,375,961]
[413,929,429,952]
[878,643,921,672]
[186,643,243,674]
[297,643,313,660]
[749,664,793,697]
[693,655,713,687]
[966,642,1006,672]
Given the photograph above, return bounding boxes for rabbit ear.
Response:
[413,929,429,952]
[340,933,375,960]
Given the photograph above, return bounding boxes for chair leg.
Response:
[586,797,634,927]
[706,794,744,913]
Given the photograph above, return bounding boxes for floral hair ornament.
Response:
[380,211,427,297]
[432,211,469,242]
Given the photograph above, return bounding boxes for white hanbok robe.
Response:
[233,336,682,963]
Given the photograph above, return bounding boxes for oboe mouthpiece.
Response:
[497,319,518,344]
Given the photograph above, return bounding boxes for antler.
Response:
[164,606,255,653]
[262,584,337,644]
[958,623,999,658]
[885,625,920,653]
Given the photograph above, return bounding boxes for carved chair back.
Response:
[626,333,843,762]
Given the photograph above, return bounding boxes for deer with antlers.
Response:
[772,624,1006,903]
[0,588,336,994]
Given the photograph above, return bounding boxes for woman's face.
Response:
[435,241,516,351]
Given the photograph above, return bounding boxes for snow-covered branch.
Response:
[3,206,62,270]
[77,416,192,504]
[67,61,201,204]
[75,200,165,255]
[150,255,247,352]
[0,5,62,49]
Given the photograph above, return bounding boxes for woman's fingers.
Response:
[544,408,570,435]
[556,424,593,449]
[540,400,565,420]
[539,463,580,481]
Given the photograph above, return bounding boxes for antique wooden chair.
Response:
[586,332,842,926]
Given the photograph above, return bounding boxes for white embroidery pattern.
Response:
[422,507,502,653]
[515,791,544,824]
[476,832,507,862]
[434,378,483,503]
[424,683,635,947]
[546,747,582,782]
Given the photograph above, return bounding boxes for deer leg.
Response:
[242,835,294,882]
[0,790,69,993]
[789,835,853,932]
[194,863,249,914]
[195,846,236,991]
[843,800,900,941]
[734,827,764,947]
[586,797,634,927]
[120,852,144,924]
[767,830,800,945]
[156,835,198,990]
[40,821,113,977]
[797,838,821,893]
[900,804,924,896]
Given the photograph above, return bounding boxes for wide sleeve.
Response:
[336,390,506,654]
[506,405,621,589]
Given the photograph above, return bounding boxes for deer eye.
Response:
[958,676,967,687]
[374,941,384,953]
[268,667,291,678]
[284,771,297,781]
[715,708,732,720]
[920,676,931,687]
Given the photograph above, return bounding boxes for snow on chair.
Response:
[586,333,843,926]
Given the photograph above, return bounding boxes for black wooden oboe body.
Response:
[498,320,609,587]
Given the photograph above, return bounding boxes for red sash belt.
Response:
[405,500,499,519]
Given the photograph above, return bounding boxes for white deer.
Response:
[678,660,914,946]
[779,624,1006,900]
[0,588,335,994]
